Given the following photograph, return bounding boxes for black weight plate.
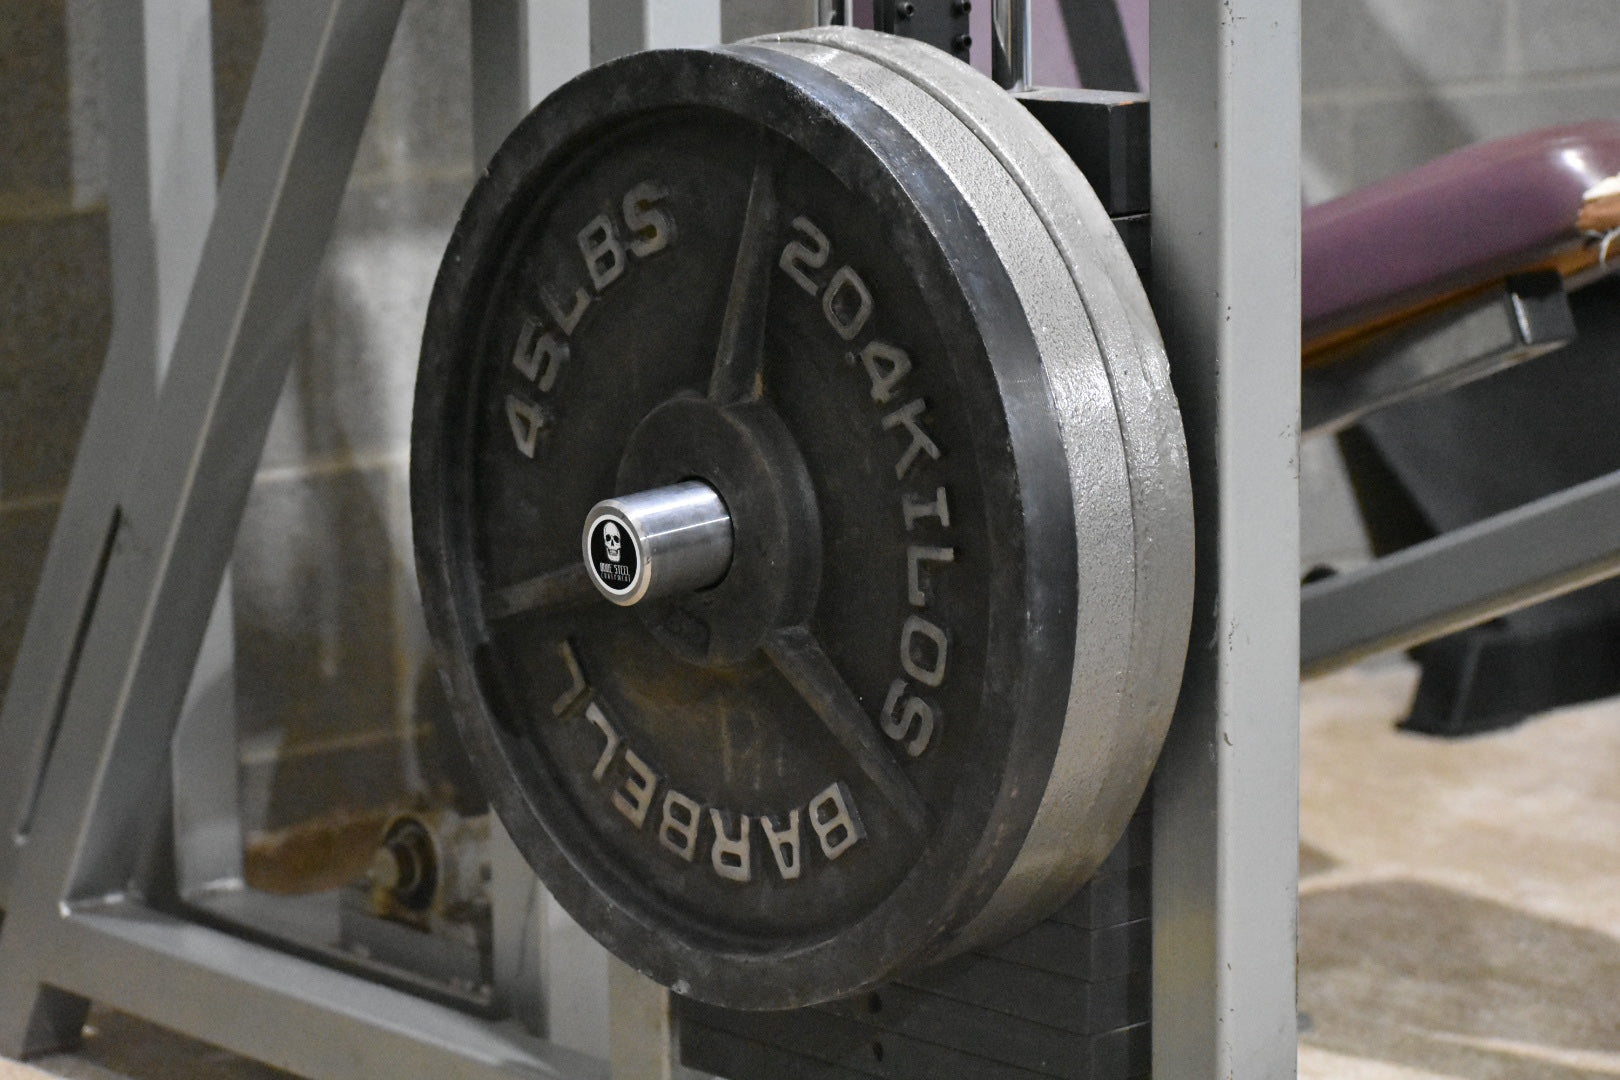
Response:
[413,34,1181,1010]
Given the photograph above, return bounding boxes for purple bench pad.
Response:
[1303,121,1620,345]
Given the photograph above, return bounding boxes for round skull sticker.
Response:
[589,514,639,593]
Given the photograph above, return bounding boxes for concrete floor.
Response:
[6,657,1620,1079]
[1297,660,1620,1080]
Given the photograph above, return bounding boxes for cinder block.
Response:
[0,209,111,502]
[0,0,74,199]
[210,0,473,183]
[1448,78,1620,138]
[259,173,471,471]
[351,0,474,183]
[231,465,402,748]
[1304,0,1508,96]
[0,500,61,704]
[387,0,475,177]
[1343,94,1484,189]
[1518,0,1620,79]
[242,734,417,832]
[1345,79,1620,188]
[1304,100,1355,204]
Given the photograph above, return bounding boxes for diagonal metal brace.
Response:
[1302,464,1620,677]
[0,0,403,1057]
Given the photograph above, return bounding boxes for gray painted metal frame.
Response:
[0,4,596,1077]
[1149,1,1302,1078]
[0,0,1310,1078]
[0,0,227,906]
[0,1,710,1076]
[1301,465,1620,676]
[470,0,590,168]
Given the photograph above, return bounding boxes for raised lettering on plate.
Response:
[808,782,865,860]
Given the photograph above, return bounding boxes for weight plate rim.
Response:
[741,37,1138,929]
[846,34,1195,938]
[412,43,1084,1008]
[758,29,1195,941]
[753,34,1144,943]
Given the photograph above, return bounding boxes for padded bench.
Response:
[1304,120,1620,361]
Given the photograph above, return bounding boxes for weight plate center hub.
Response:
[592,396,823,665]
[411,28,1195,1009]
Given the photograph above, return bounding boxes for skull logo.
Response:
[602,521,623,563]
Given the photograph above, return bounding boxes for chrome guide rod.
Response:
[992,0,1033,90]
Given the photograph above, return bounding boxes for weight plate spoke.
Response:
[707,157,777,406]
[483,564,597,620]
[763,625,931,837]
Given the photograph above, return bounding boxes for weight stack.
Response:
[677,793,1152,1080]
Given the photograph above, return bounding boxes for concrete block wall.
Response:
[220,0,480,837]
[1302,0,1620,204]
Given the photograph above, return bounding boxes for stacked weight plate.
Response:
[411,25,1191,1011]
[670,35,1166,1080]
[680,796,1154,1079]
[746,25,1189,948]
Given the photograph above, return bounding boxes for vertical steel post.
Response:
[589,10,722,1071]
[490,816,612,1058]
[1149,0,1302,1076]
[472,0,602,1055]
[991,0,1032,90]
[470,0,590,168]
[721,0,821,39]
[590,0,721,66]
[608,959,687,1080]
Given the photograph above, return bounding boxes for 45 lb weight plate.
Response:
[412,27,1193,1009]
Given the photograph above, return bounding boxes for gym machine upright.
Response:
[0,2,1302,1079]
